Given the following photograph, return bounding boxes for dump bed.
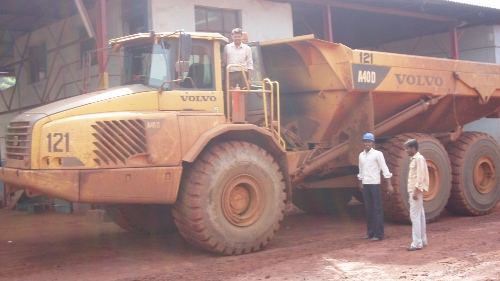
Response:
[260,35,500,140]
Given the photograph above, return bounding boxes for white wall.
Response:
[151,0,293,42]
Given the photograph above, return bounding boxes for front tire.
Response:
[380,133,451,223]
[173,141,286,255]
[445,132,500,215]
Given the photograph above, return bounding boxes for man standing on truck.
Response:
[404,139,429,251]
[358,132,394,241]
[222,27,253,89]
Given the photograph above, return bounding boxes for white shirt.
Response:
[358,148,392,184]
[407,152,429,193]
[222,42,253,72]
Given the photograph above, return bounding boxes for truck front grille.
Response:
[92,119,147,165]
[5,121,31,161]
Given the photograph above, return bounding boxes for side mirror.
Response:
[180,33,192,61]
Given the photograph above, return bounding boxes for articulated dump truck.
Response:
[2,31,500,255]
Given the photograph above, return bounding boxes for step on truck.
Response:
[1,31,500,255]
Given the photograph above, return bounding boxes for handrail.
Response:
[159,78,183,93]
[224,65,285,149]
[262,79,271,128]
[263,78,285,149]
[225,64,249,123]
[225,63,251,90]
[225,64,272,122]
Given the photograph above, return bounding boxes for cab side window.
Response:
[178,41,214,89]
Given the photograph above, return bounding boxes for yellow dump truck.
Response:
[1,31,500,255]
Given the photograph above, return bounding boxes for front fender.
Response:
[182,124,291,205]
[182,124,285,163]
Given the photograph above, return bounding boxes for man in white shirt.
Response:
[358,132,394,241]
[404,139,429,251]
[222,28,253,89]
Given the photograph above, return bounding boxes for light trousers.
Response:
[409,191,427,248]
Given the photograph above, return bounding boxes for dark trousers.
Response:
[362,184,384,238]
[229,71,249,89]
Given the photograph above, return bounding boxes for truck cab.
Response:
[1,31,288,256]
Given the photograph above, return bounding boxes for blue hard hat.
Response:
[362,133,375,141]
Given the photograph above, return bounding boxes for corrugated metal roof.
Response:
[281,0,500,48]
[440,0,500,10]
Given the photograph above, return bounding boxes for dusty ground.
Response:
[1,202,500,281]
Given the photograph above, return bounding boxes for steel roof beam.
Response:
[278,0,457,22]
[75,0,95,38]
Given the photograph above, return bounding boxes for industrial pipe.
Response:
[290,98,440,185]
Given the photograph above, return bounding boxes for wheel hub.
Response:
[229,186,250,214]
[222,175,264,226]
[473,156,495,194]
[424,160,439,201]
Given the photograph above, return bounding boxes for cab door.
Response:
[159,39,223,113]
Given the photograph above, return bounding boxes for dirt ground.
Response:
[1,202,500,281]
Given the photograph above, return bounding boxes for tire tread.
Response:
[173,141,286,255]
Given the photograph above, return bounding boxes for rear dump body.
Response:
[261,35,500,228]
[259,35,500,177]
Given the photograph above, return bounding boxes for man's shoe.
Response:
[406,246,422,251]
[362,235,372,239]
[371,237,382,241]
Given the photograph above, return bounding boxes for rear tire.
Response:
[104,204,177,234]
[379,133,451,223]
[173,141,286,255]
[445,132,500,215]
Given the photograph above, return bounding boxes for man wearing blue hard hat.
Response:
[357,132,394,241]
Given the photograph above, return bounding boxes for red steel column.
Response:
[450,24,459,60]
[323,5,333,42]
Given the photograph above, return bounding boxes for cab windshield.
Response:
[122,44,171,89]
[122,39,215,90]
